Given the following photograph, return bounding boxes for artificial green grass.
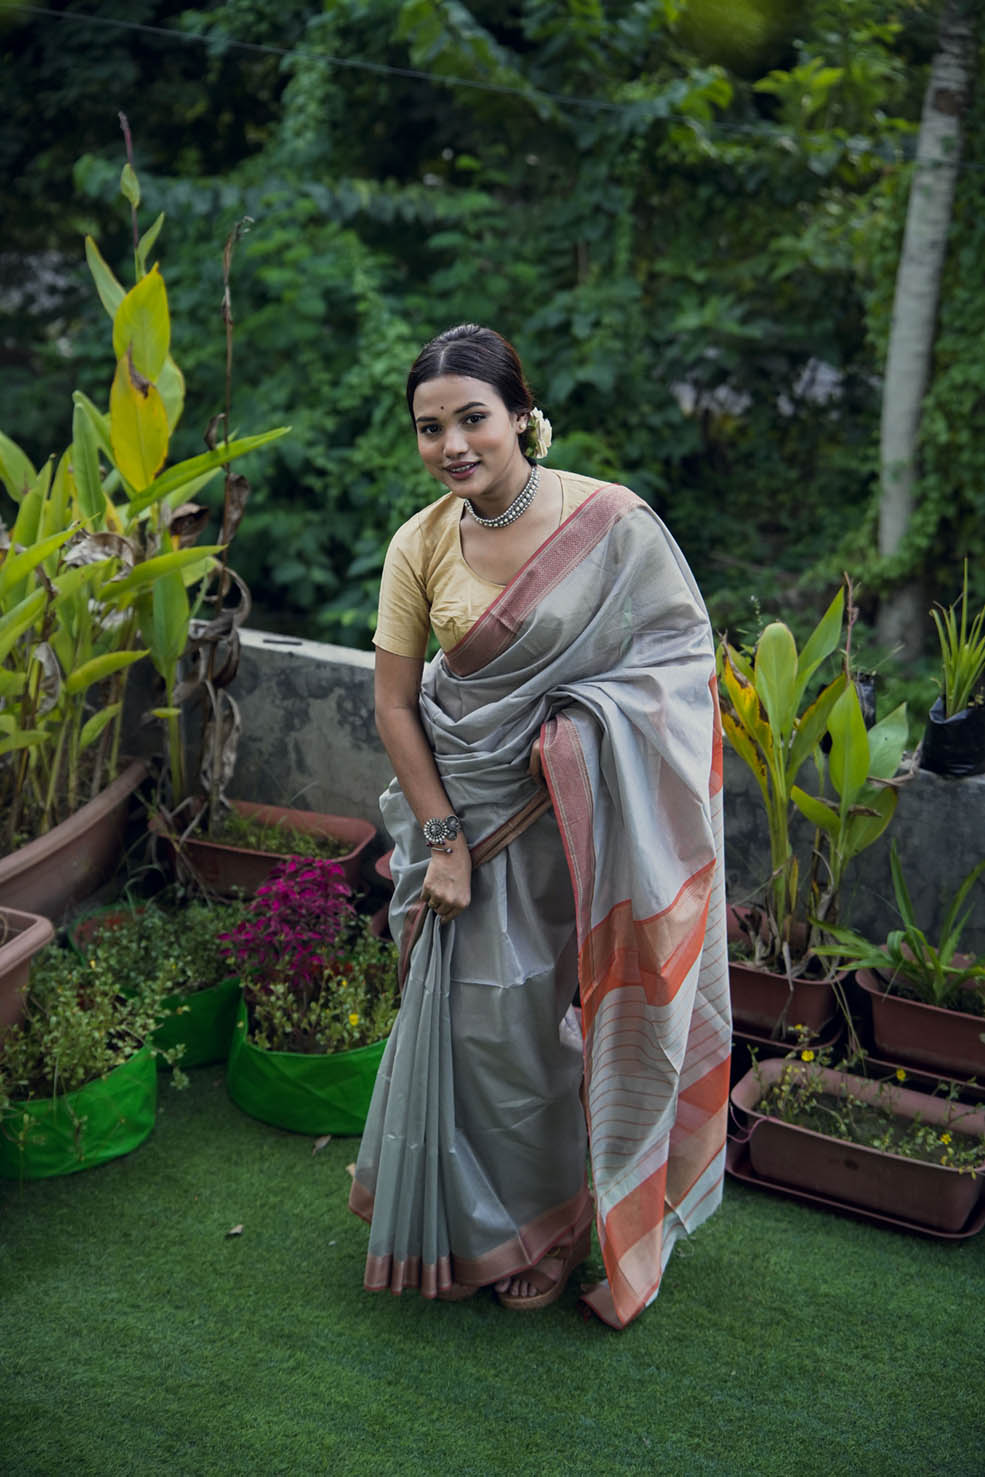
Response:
[1,1069,981,1477]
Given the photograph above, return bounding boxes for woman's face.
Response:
[411,375,530,508]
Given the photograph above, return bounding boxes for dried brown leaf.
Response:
[203,413,226,452]
[63,531,136,569]
[220,474,250,546]
[169,502,210,547]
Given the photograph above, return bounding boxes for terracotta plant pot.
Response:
[731,1058,985,1232]
[156,801,375,897]
[0,907,55,1030]
[857,968,985,1079]
[0,758,148,921]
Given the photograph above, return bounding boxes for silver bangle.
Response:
[423,814,461,848]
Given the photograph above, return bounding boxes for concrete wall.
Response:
[181,629,985,952]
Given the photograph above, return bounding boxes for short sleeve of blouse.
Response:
[373,518,431,659]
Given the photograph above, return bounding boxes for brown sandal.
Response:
[495,1223,592,1311]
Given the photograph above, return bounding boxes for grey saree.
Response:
[349,482,731,1328]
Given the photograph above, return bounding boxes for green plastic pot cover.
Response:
[153,977,242,1069]
[0,1044,157,1180]
[226,998,386,1136]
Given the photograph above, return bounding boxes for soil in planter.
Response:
[757,1084,985,1170]
[210,811,351,861]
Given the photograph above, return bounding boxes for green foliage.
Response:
[3,0,981,652]
[247,917,400,1054]
[930,561,985,717]
[77,898,248,997]
[817,842,985,1011]
[0,942,178,1104]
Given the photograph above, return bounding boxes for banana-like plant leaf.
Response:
[842,787,898,858]
[147,570,190,684]
[128,427,291,514]
[71,391,116,465]
[754,622,798,745]
[786,673,847,778]
[791,784,841,838]
[865,702,909,780]
[112,266,170,381]
[0,432,36,503]
[64,648,148,696]
[109,351,170,492]
[0,668,26,698]
[827,683,870,808]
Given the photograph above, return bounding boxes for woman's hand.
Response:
[420,835,472,923]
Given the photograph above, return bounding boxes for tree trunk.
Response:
[877,0,975,658]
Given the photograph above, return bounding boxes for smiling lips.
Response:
[445,462,479,479]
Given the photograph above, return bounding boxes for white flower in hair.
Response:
[527,406,552,460]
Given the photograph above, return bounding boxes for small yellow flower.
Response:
[940,1132,952,1145]
[895,1068,906,1082]
[801,1049,815,1063]
[348,1012,360,1027]
[340,978,348,989]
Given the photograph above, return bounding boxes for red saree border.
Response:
[445,483,639,677]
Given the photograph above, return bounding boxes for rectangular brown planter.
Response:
[731,1058,985,1232]
[0,907,55,1029]
[857,969,985,1079]
[156,800,375,897]
[0,758,148,921]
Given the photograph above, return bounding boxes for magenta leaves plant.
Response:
[218,857,355,1003]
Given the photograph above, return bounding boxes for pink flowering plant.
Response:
[219,857,399,1054]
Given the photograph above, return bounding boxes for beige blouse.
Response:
[373,470,603,658]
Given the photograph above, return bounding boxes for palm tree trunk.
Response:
[877,0,975,657]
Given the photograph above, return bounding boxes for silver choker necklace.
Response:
[465,464,540,529]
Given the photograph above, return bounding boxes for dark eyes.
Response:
[419,413,485,437]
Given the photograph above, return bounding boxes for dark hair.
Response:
[406,323,534,423]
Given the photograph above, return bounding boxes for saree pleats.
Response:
[350,485,730,1325]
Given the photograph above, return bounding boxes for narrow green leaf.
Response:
[128,427,291,513]
[0,527,74,603]
[64,648,148,696]
[791,785,840,838]
[79,703,122,752]
[136,212,165,276]
[0,587,46,662]
[157,354,186,433]
[102,545,224,605]
[865,702,909,780]
[787,673,847,779]
[794,587,844,703]
[72,399,105,523]
[0,731,47,758]
[85,235,125,319]
[842,788,897,857]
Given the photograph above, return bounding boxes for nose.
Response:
[443,422,469,458]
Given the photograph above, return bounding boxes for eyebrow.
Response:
[414,400,488,425]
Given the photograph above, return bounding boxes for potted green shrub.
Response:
[729,1042,985,1233]
[920,563,985,778]
[0,941,182,1179]
[719,584,909,1035]
[69,896,248,1069]
[817,843,985,1078]
[0,145,288,922]
[222,857,399,1135]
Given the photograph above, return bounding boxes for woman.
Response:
[348,324,730,1329]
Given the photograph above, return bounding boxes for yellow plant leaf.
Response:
[110,351,170,492]
[112,265,170,381]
